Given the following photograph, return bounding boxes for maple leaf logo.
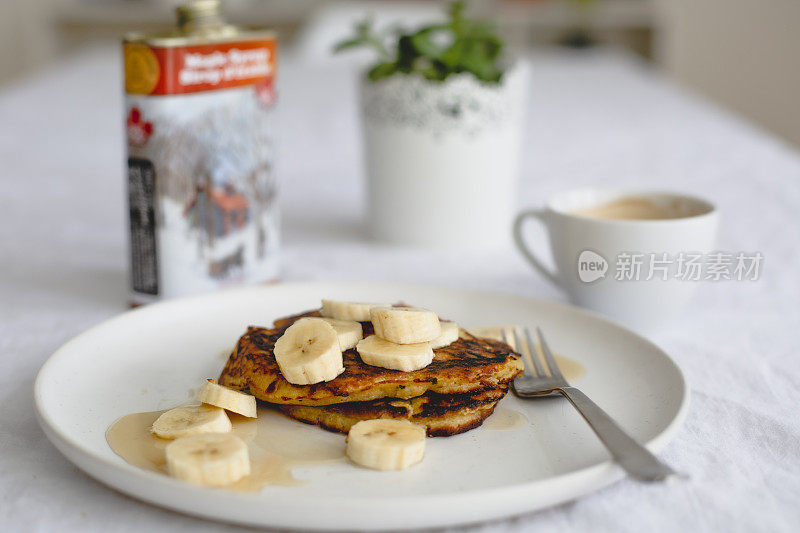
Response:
[127,107,153,146]
[255,78,276,107]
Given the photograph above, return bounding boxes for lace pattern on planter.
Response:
[361,72,515,136]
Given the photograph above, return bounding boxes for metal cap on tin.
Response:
[176,0,230,34]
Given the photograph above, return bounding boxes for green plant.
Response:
[333,1,504,84]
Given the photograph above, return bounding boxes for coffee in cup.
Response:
[570,195,706,221]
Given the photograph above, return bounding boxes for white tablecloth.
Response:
[1,44,799,532]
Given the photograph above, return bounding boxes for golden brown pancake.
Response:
[218,311,522,407]
[279,389,504,437]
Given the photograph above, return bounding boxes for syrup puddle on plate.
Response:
[484,406,529,430]
[549,353,586,382]
[484,353,586,432]
[106,406,346,491]
[482,351,584,431]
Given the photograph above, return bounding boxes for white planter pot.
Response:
[361,63,528,249]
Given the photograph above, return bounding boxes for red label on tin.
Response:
[125,39,276,95]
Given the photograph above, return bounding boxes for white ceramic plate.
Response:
[35,282,688,530]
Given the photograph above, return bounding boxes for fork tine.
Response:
[522,328,547,377]
[501,328,530,376]
[536,327,564,380]
[513,326,536,377]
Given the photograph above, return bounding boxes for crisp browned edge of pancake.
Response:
[219,309,522,406]
[406,388,507,417]
[276,381,508,437]
[422,402,499,437]
[280,399,500,437]
[296,387,506,418]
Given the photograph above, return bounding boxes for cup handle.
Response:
[513,209,562,289]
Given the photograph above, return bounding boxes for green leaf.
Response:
[395,35,419,71]
[449,1,466,30]
[409,31,442,59]
[449,1,466,18]
[440,39,466,68]
[335,1,505,84]
[355,17,373,38]
[333,38,366,54]
[367,62,398,81]
[422,68,447,82]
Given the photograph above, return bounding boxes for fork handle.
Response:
[558,386,681,482]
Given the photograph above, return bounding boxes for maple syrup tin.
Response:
[123,0,279,305]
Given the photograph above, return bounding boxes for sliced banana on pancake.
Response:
[198,379,257,418]
[166,433,250,486]
[320,299,390,321]
[310,317,363,351]
[465,325,509,344]
[356,335,433,372]
[370,307,441,344]
[151,405,232,439]
[346,419,426,470]
[274,318,345,384]
[430,321,459,349]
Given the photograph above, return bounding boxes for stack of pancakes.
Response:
[218,310,522,436]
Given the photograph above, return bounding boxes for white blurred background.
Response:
[1,0,799,148]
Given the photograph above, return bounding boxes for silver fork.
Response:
[503,326,683,482]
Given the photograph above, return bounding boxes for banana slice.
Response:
[320,299,390,322]
[430,321,459,349]
[465,326,508,343]
[356,335,433,372]
[198,379,257,418]
[370,306,441,344]
[274,318,345,384]
[346,419,426,470]
[151,405,232,439]
[308,317,363,351]
[166,433,250,487]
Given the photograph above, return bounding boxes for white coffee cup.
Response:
[513,189,719,332]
